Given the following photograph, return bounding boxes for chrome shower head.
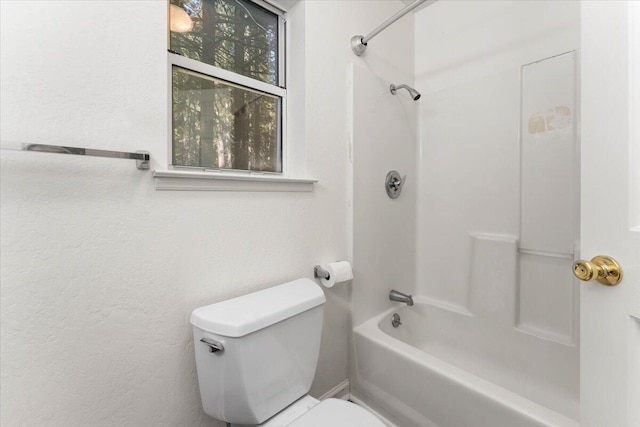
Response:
[390,84,421,101]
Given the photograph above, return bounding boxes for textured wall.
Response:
[0,0,409,425]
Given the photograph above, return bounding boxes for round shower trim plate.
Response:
[351,35,367,56]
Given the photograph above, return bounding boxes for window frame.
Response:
[167,0,288,175]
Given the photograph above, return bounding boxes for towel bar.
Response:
[20,143,150,170]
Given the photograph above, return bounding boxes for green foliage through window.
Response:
[170,0,282,172]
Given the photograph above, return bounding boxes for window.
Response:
[169,0,285,173]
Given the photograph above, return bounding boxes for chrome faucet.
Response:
[389,290,413,306]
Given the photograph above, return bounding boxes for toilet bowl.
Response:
[190,278,385,427]
[258,395,385,427]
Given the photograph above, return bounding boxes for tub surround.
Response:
[350,1,581,425]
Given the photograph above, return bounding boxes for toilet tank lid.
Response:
[190,278,326,337]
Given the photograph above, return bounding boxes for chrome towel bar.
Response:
[21,143,150,170]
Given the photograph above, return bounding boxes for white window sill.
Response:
[153,170,317,192]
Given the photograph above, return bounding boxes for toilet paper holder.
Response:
[314,261,354,288]
[314,265,331,280]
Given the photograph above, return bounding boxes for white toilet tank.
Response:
[190,278,326,425]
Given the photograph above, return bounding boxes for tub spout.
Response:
[389,290,413,306]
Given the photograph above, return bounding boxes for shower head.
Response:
[390,84,421,101]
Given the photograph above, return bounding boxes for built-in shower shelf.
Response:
[153,169,317,192]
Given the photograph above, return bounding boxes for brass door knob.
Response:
[572,255,623,286]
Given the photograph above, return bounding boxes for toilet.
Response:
[190,278,385,427]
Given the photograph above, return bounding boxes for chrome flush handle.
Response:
[200,337,224,353]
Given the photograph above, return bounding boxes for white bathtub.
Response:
[352,301,579,427]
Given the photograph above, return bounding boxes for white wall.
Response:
[345,1,417,410]
[0,1,410,425]
[292,0,415,393]
[350,61,417,329]
[348,61,419,416]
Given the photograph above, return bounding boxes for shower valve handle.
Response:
[385,171,406,199]
[390,175,406,190]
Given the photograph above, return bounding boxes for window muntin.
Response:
[169,0,285,173]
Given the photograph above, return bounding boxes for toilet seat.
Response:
[287,398,386,427]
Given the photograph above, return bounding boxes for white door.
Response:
[580,2,640,426]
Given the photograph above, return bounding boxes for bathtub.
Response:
[351,300,579,427]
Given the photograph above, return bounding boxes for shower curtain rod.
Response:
[351,0,434,56]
